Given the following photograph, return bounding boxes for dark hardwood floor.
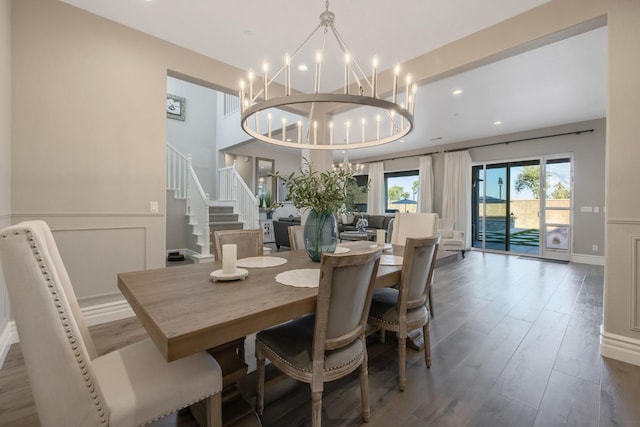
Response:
[2,251,640,426]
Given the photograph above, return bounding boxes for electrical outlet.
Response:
[592,244,598,252]
[150,201,159,213]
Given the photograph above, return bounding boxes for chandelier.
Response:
[239,1,416,150]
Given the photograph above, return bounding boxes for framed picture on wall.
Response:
[167,94,186,121]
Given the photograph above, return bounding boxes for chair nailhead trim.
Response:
[4,228,110,425]
[257,339,364,374]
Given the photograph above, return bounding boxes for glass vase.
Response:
[303,209,338,262]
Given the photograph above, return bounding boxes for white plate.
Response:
[237,256,288,268]
[334,246,351,254]
[210,268,249,282]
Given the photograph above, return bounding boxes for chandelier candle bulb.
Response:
[282,117,287,141]
[255,111,259,133]
[376,114,381,139]
[344,53,351,94]
[313,121,318,144]
[268,113,272,138]
[248,71,254,102]
[329,121,334,145]
[345,121,350,144]
[372,57,378,97]
[263,63,269,101]
[405,75,412,109]
[393,64,400,104]
[285,54,291,96]
[222,244,237,274]
[297,121,302,144]
[315,51,322,93]
[361,118,366,142]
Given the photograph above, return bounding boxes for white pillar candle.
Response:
[248,71,254,102]
[282,117,287,141]
[268,113,272,138]
[222,244,237,274]
[344,53,351,94]
[392,64,400,104]
[371,57,378,98]
[329,121,334,145]
[263,62,269,101]
[377,229,386,245]
[376,114,381,139]
[313,121,318,144]
[297,121,302,144]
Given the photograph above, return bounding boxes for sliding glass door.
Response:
[472,156,571,259]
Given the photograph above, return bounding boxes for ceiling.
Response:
[59,0,607,161]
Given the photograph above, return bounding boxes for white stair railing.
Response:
[218,162,259,229]
[167,143,210,256]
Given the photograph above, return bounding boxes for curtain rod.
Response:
[359,128,595,164]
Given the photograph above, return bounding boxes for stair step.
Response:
[209,213,239,222]
[209,205,235,214]
[210,221,245,232]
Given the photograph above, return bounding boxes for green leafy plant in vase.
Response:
[274,159,367,261]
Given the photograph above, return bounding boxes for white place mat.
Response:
[380,255,403,266]
[275,269,320,288]
[236,256,288,268]
[334,246,351,254]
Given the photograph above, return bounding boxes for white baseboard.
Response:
[601,327,640,367]
[571,254,605,265]
[0,299,135,368]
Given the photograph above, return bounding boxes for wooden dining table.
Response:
[118,242,402,363]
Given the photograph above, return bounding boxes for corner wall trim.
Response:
[601,328,640,367]
[0,299,135,368]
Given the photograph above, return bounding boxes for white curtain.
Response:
[418,156,434,213]
[442,151,472,248]
[367,162,385,214]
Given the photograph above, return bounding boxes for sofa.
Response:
[339,213,395,236]
[273,216,301,249]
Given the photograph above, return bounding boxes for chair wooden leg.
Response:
[428,286,434,318]
[398,335,406,391]
[206,392,222,427]
[423,323,431,368]
[255,347,265,415]
[359,350,371,423]
[311,391,323,427]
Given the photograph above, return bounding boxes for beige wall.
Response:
[7,0,640,364]
[11,0,245,306]
[0,0,11,334]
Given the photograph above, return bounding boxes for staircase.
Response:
[167,143,259,262]
[208,205,244,254]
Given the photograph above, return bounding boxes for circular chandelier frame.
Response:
[239,1,416,150]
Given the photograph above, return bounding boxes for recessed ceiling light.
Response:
[494,121,503,125]
[452,89,463,95]
[298,64,308,72]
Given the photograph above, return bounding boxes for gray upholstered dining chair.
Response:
[213,228,264,261]
[255,248,382,427]
[287,224,305,250]
[367,236,439,391]
[0,221,223,427]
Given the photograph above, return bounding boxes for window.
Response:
[384,170,419,213]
